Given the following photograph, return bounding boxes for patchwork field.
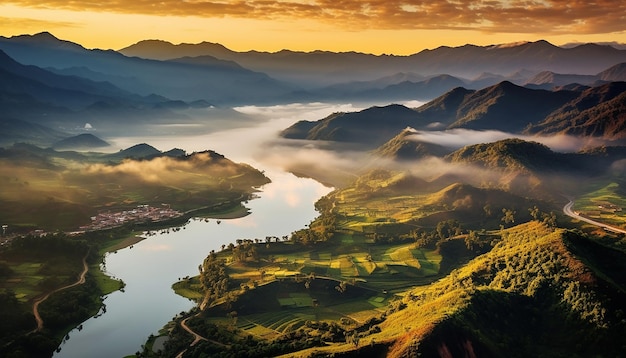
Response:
[574,181,626,229]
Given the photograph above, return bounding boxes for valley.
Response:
[0,32,626,358]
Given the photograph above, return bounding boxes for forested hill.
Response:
[369,222,626,357]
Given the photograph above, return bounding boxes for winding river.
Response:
[52,103,360,357]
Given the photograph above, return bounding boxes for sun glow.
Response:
[1,2,626,54]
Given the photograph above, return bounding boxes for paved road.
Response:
[32,252,90,332]
[563,199,626,234]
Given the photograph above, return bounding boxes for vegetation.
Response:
[0,233,97,356]
[0,227,158,357]
[141,160,622,357]
[0,143,270,231]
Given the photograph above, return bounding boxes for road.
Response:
[175,311,230,358]
[563,199,626,234]
[32,252,90,332]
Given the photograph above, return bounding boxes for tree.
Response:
[501,208,516,226]
[465,230,480,250]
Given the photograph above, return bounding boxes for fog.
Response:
[105,101,622,190]
[82,152,242,185]
[404,128,610,152]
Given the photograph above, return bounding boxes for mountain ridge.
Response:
[120,38,626,87]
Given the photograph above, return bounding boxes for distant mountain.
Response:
[0,32,296,105]
[413,87,475,127]
[316,74,466,102]
[520,62,626,90]
[526,82,626,139]
[598,62,626,81]
[281,81,626,150]
[0,48,218,132]
[0,116,68,148]
[281,104,430,148]
[52,133,110,150]
[525,71,600,87]
[105,143,162,160]
[359,75,467,102]
[448,81,579,132]
[104,143,187,161]
[121,39,626,88]
[0,49,139,111]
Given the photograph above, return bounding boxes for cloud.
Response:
[406,129,609,152]
[0,15,78,31]
[82,152,238,184]
[6,1,626,35]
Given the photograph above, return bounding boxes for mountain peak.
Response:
[32,31,59,41]
[12,31,60,44]
[52,133,110,150]
[10,31,85,51]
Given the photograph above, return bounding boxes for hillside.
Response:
[0,116,69,147]
[373,128,452,160]
[282,80,626,153]
[445,138,561,173]
[525,71,600,87]
[413,86,475,127]
[448,81,578,132]
[526,82,626,138]
[51,133,110,150]
[104,143,162,160]
[0,143,270,230]
[598,62,626,81]
[374,222,626,357]
[281,104,428,148]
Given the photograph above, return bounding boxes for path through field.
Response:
[32,252,89,332]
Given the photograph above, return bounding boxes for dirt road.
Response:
[32,252,89,332]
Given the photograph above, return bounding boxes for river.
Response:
[52,103,364,357]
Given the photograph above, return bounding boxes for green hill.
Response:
[372,222,626,357]
[372,128,451,160]
[445,138,560,173]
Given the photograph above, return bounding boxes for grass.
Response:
[574,181,626,229]
[1,255,82,303]
[98,234,146,255]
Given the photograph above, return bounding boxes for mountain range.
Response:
[0,32,297,104]
[2,32,626,150]
[120,39,626,88]
[2,33,626,106]
[282,80,626,149]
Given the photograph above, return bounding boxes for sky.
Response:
[1,1,625,54]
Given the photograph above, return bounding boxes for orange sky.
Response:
[1,1,625,54]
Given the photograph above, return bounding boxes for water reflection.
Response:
[54,104,338,357]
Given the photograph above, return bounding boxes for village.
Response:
[79,204,183,231]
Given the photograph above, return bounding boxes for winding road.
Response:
[175,312,229,358]
[563,199,626,234]
[31,252,90,332]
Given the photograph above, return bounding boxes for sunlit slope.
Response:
[360,222,626,357]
